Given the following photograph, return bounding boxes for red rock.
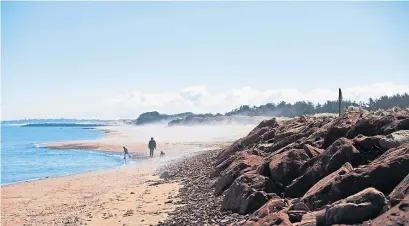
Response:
[251,118,280,134]
[367,194,409,226]
[301,163,354,210]
[302,144,325,158]
[243,127,271,146]
[221,173,282,214]
[323,111,362,148]
[261,129,277,142]
[350,134,387,165]
[296,210,326,226]
[285,138,359,198]
[211,155,234,178]
[300,144,409,210]
[379,130,409,150]
[256,160,271,177]
[269,149,310,186]
[218,118,281,159]
[215,153,264,196]
[252,198,289,219]
[322,188,386,225]
[217,138,245,161]
[266,133,306,154]
[352,134,385,150]
[346,115,380,139]
[389,173,409,206]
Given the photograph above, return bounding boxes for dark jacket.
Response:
[148,139,156,150]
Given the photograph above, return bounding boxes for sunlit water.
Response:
[1,124,123,185]
[1,123,255,185]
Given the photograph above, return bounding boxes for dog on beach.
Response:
[160,151,165,157]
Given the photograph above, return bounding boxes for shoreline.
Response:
[1,164,182,226]
[43,125,236,154]
[156,149,250,226]
[2,124,235,186]
[1,124,251,226]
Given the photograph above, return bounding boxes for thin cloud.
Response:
[3,83,408,120]
[103,82,409,119]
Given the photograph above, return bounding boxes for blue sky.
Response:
[2,2,409,120]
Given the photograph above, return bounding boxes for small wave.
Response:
[1,123,28,126]
[34,143,43,148]
[22,123,108,127]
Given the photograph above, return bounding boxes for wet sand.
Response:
[43,124,248,154]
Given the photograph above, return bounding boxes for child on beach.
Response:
[122,146,132,160]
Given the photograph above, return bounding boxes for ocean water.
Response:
[1,124,124,185]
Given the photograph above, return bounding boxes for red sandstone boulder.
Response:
[266,120,322,154]
[365,194,409,226]
[252,198,289,219]
[379,130,409,150]
[260,129,277,143]
[221,173,282,214]
[266,133,306,154]
[352,134,387,164]
[389,173,409,206]
[323,111,362,149]
[345,115,380,139]
[346,111,409,139]
[256,160,271,178]
[301,163,354,210]
[295,145,326,176]
[215,153,264,196]
[211,155,235,178]
[352,134,385,150]
[302,144,325,158]
[322,188,387,226]
[217,138,245,161]
[218,118,281,159]
[294,210,326,226]
[286,202,310,223]
[251,118,281,134]
[285,138,359,198]
[299,144,409,210]
[269,149,310,186]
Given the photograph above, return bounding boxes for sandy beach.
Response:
[1,124,254,226]
[43,124,251,154]
[1,166,180,226]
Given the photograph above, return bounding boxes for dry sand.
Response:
[1,166,180,226]
[1,124,254,226]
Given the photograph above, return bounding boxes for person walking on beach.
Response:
[123,146,131,160]
[148,137,156,158]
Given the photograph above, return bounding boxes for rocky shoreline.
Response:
[156,108,409,226]
[157,150,250,226]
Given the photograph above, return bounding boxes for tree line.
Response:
[225,93,409,118]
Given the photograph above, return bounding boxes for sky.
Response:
[1,1,409,120]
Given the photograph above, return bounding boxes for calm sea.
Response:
[1,124,123,185]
